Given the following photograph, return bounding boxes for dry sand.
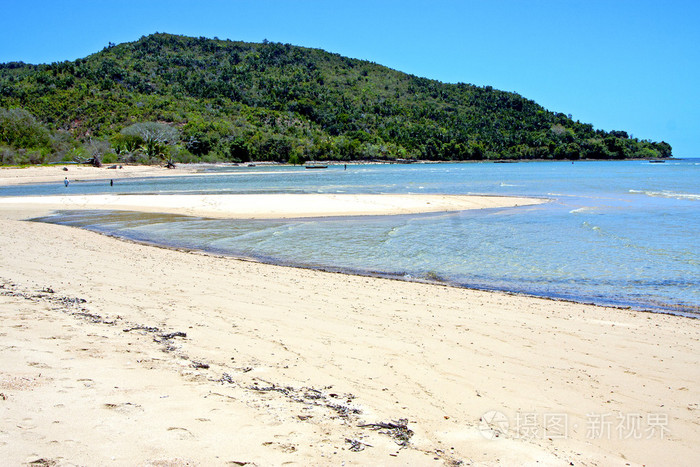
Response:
[1,167,699,466]
[0,164,202,186]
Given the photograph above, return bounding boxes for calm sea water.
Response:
[6,160,698,316]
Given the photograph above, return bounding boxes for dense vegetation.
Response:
[0,33,672,165]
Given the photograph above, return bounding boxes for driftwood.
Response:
[73,156,102,167]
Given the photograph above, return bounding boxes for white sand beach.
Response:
[1,166,698,466]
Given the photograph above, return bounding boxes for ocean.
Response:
[5,160,698,316]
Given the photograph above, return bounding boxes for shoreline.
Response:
[1,210,699,465]
[0,163,695,316]
[0,163,204,186]
[5,163,693,315]
[0,159,678,187]
[32,213,700,319]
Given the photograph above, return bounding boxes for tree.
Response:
[121,122,178,158]
[184,134,211,157]
[655,141,672,158]
[604,136,630,159]
[84,138,110,166]
[0,107,51,150]
[111,133,143,154]
[0,34,673,163]
[227,137,251,162]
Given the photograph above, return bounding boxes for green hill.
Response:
[0,33,672,165]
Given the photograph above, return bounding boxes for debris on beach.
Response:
[232,378,362,419]
[358,418,414,446]
[123,325,160,333]
[345,437,373,452]
[218,373,235,384]
[161,331,187,339]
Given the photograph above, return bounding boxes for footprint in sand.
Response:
[261,441,297,453]
[20,430,45,442]
[143,458,195,466]
[103,402,143,414]
[24,457,57,466]
[28,362,51,369]
[77,378,94,388]
[166,427,194,440]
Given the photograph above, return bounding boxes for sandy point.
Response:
[0,192,547,220]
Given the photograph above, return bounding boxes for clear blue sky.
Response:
[1,0,698,157]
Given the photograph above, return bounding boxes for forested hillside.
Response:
[0,33,672,165]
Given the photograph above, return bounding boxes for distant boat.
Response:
[305,163,328,169]
[649,160,666,163]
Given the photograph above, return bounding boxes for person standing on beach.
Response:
[64,177,69,187]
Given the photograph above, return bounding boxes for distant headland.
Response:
[0,33,671,166]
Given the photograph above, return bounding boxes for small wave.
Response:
[500,183,519,187]
[629,189,700,201]
[569,207,596,214]
[581,221,603,233]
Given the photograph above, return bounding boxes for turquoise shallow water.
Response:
[7,160,699,315]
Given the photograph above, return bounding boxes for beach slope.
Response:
[0,170,698,466]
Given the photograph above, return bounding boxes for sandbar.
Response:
[0,164,545,219]
[0,193,545,220]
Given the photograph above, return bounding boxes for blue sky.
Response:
[1,0,698,157]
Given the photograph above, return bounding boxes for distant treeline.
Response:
[0,33,672,165]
